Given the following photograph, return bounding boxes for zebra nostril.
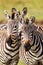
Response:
[24,42,31,51]
[6,35,13,45]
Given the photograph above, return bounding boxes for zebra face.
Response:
[4,10,21,42]
[4,10,21,43]
[19,17,39,51]
[7,19,18,35]
[19,18,32,51]
[6,18,21,47]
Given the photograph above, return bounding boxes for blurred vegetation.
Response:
[18,59,26,65]
[0,0,43,22]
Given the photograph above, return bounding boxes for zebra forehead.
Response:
[7,19,18,23]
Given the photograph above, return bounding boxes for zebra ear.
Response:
[25,18,29,24]
[22,7,27,17]
[18,10,21,15]
[11,8,18,19]
[29,16,35,24]
[11,8,17,13]
[4,10,11,19]
[11,12,15,19]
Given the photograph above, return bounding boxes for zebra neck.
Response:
[31,42,42,52]
[29,42,42,58]
[4,36,20,50]
[31,41,40,53]
[3,41,19,58]
[29,32,42,54]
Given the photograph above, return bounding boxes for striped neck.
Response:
[29,34,43,59]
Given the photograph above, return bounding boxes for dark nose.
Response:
[24,42,31,51]
[6,35,13,46]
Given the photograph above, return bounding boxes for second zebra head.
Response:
[19,16,39,51]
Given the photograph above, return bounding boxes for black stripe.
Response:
[11,13,15,19]
[6,42,19,48]
[31,35,35,46]
[11,35,20,40]
[2,59,12,64]
[29,51,36,57]
[32,44,40,53]
[11,37,18,41]
[5,43,19,52]
[36,35,39,45]
[4,50,19,58]
[38,37,43,57]
[35,35,37,45]
[35,45,40,53]
[36,36,38,45]
[33,42,40,51]
[7,40,18,48]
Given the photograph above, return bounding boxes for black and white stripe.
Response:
[0,10,21,65]
[19,17,43,65]
[0,7,28,65]
[0,24,7,30]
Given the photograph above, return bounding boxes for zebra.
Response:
[0,10,21,65]
[0,7,28,65]
[19,17,43,65]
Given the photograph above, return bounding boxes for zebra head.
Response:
[19,16,39,51]
[19,18,31,51]
[4,8,27,46]
[4,10,21,46]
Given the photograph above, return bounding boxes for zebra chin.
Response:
[24,43,31,51]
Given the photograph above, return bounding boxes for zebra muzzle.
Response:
[24,40,31,51]
[6,35,13,45]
